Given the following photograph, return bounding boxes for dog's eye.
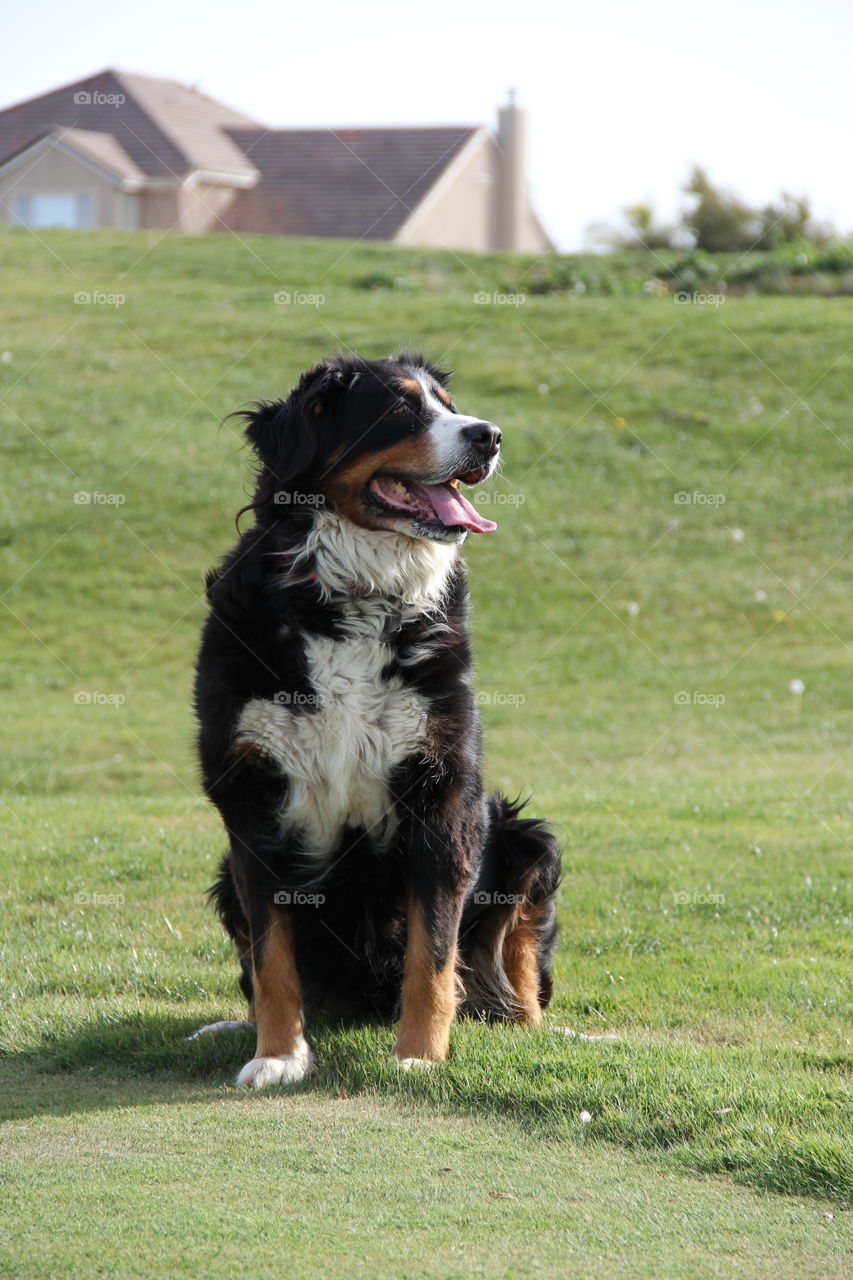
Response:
[391,401,410,415]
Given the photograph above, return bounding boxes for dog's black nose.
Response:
[462,422,502,454]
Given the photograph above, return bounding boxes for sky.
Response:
[2,0,851,251]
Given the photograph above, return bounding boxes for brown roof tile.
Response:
[54,128,146,182]
[0,69,259,180]
[221,126,478,238]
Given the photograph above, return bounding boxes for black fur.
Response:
[194,352,560,1033]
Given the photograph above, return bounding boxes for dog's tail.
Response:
[459,793,561,1021]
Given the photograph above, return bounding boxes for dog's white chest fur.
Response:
[234,516,456,857]
[235,608,429,856]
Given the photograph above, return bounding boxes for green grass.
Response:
[1,226,851,1276]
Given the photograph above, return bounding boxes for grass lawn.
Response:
[0,226,851,1277]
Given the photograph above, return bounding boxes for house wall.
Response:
[137,188,180,229]
[394,132,495,252]
[519,203,553,255]
[179,181,240,234]
[0,147,125,227]
[394,131,553,255]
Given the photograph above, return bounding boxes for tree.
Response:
[682,167,758,252]
[752,193,831,249]
[586,202,678,251]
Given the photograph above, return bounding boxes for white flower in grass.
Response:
[789,679,805,696]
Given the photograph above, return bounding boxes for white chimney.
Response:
[495,90,526,252]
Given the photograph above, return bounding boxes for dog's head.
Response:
[240,352,500,544]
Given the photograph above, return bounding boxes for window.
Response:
[12,192,96,229]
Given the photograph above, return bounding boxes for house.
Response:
[0,70,554,253]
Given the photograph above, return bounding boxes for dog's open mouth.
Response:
[368,470,497,533]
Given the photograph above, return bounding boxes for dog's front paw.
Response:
[236,1037,314,1089]
[395,1056,437,1071]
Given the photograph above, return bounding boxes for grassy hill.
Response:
[1,227,851,1278]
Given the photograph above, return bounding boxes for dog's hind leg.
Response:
[459,794,560,1022]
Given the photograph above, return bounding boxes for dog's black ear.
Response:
[240,398,315,485]
[298,358,362,420]
[238,360,357,484]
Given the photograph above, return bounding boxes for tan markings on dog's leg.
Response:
[394,900,459,1062]
[502,907,544,1026]
[253,909,303,1058]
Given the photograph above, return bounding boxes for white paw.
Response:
[396,1057,437,1071]
[236,1037,314,1089]
[186,1020,253,1041]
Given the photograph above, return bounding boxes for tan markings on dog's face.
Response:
[398,377,421,396]
[324,437,438,530]
[435,386,452,407]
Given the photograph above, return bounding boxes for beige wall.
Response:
[395,133,496,252]
[0,148,247,234]
[0,146,126,228]
[137,187,180,229]
[395,132,552,254]
[179,181,239,234]
[519,203,553,255]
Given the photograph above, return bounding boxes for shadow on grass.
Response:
[4,1010,851,1207]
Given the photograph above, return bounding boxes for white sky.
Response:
[2,0,851,250]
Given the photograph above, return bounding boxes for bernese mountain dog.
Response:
[192,352,561,1088]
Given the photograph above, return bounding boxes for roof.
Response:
[0,69,260,181]
[0,72,497,240]
[54,127,146,183]
[118,71,259,179]
[220,126,479,238]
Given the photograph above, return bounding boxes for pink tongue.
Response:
[412,481,497,533]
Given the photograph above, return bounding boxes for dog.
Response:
[192,352,560,1088]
